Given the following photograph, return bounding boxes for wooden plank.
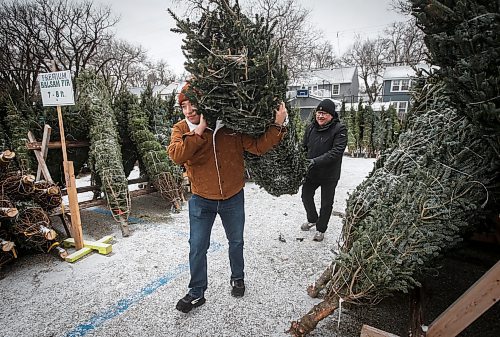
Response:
[60,176,150,195]
[426,260,500,337]
[50,187,157,216]
[36,125,52,181]
[66,161,84,250]
[63,235,113,255]
[27,140,90,150]
[27,131,53,183]
[63,235,113,263]
[360,324,400,337]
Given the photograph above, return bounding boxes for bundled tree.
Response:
[362,105,375,157]
[346,106,357,156]
[77,70,131,237]
[288,0,500,335]
[2,97,34,172]
[128,99,184,211]
[113,90,139,177]
[169,0,306,195]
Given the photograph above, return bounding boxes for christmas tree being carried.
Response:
[169,0,306,196]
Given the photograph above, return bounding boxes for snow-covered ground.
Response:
[1,157,376,337]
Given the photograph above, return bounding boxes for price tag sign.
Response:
[38,70,75,106]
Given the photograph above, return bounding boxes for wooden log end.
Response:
[2,149,15,160]
[1,240,15,252]
[47,186,61,196]
[0,207,19,218]
[44,229,57,241]
[22,174,36,184]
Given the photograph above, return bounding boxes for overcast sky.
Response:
[99,0,408,76]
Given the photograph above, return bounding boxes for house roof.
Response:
[383,64,432,80]
[290,67,357,86]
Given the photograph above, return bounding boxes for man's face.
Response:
[181,100,200,124]
[315,110,333,126]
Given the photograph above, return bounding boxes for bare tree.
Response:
[0,0,118,98]
[93,39,148,98]
[344,36,388,103]
[390,0,412,15]
[144,60,177,86]
[309,40,342,69]
[383,19,427,66]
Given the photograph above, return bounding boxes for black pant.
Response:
[301,177,338,233]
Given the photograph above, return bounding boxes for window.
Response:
[332,84,340,95]
[392,101,408,116]
[391,79,411,92]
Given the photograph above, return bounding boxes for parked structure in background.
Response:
[381,64,431,117]
[287,67,359,120]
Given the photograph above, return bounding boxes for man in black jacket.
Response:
[300,99,348,241]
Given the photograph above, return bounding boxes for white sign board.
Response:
[38,70,75,106]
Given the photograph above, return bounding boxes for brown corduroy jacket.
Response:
[168,120,285,200]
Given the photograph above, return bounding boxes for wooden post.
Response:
[37,125,52,181]
[57,107,83,250]
[27,131,53,183]
[426,260,500,337]
[65,161,84,250]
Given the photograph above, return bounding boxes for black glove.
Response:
[306,158,315,171]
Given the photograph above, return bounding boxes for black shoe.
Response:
[231,279,245,297]
[175,293,206,313]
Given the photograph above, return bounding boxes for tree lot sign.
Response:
[38,70,75,106]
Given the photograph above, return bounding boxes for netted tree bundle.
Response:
[128,103,184,210]
[12,207,59,252]
[113,90,139,177]
[289,91,499,336]
[77,71,130,220]
[411,0,500,133]
[1,172,35,202]
[0,198,18,220]
[245,106,307,196]
[169,0,288,134]
[0,150,16,175]
[31,181,62,212]
[0,226,17,268]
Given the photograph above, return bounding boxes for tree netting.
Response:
[76,71,130,228]
[169,0,306,195]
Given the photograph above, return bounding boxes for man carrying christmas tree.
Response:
[168,83,288,313]
[300,99,347,242]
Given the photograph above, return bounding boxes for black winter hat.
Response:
[316,99,336,116]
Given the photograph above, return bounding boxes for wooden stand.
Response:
[359,260,500,337]
[30,118,113,263]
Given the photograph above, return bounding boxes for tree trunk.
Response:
[288,298,339,336]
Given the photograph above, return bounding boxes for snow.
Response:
[0,156,376,337]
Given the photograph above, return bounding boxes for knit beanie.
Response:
[315,99,336,116]
[177,82,190,105]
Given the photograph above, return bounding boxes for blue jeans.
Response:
[187,189,245,298]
